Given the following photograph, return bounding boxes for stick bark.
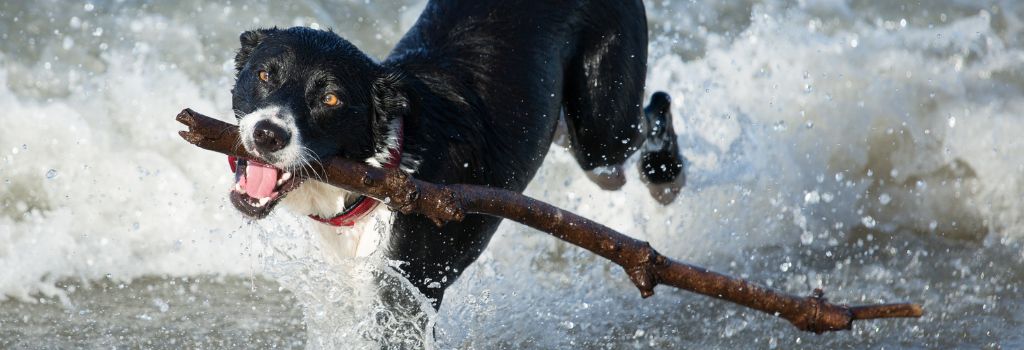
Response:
[176,108,922,333]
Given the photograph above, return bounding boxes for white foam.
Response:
[0,57,257,302]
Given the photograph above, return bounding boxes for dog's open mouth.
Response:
[229,158,303,218]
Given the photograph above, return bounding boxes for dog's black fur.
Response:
[230,0,684,309]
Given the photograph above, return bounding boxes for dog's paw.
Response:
[639,91,686,204]
[585,164,627,191]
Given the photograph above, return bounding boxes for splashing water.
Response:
[2,0,1023,348]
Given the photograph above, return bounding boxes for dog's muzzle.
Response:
[252,119,290,154]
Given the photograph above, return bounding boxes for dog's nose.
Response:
[252,120,290,153]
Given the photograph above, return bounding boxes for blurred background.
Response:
[1,0,1022,348]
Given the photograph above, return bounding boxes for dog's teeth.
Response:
[258,197,271,206]
[234,183,243,192]
[277,172,292,187]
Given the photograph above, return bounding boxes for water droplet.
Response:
[804,191,820,204]
[878,193,892,205]
[948,116,956,128]
[45,169,58,179]
[800,231,814,245]
[153,298,170,313]
[779,262,792,272]
[861,216,877,228]
[821,192,834,203]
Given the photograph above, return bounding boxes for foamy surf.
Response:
[2,0,1023,348]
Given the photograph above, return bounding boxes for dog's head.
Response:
[229,27,408,218]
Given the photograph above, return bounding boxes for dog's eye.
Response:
[257,70,270,82]
[322,93,341,107]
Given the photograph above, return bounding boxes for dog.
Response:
[228,0,685,310]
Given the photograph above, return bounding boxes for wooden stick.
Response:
[176,108,923,333]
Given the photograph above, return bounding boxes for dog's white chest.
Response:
[311,205,393,261]
[280,180,394,260]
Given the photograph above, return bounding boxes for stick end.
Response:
[176,108,196,126]
[178,130,202,145]
[910,304,924,317]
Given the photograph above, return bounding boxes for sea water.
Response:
[1,0,1022,348]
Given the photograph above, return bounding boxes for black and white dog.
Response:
[228,0,685,309]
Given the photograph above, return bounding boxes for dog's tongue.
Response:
[243,161,279,198]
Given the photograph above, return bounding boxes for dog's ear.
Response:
[370,71,410,124]
[369,71,409,162]
[234,28,278,75]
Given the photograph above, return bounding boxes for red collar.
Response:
[307,195,381,227]
[230,119,404,227]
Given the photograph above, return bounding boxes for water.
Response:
[2,0,1023,348]
[1,276,305,348]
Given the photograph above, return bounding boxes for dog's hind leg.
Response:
[562,0,685,203]
[561,6,646,190]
